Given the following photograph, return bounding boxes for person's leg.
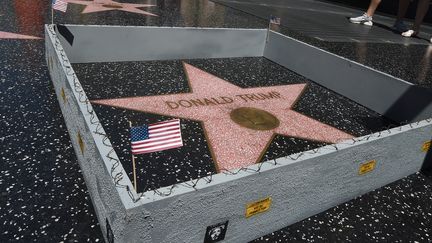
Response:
[366,0,382,17]
[402,0,431,36]
[394,0,410,32]
[396,0,410,21]
[350,0,381,25]
[412,0,431,32]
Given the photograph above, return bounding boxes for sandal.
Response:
[401,29,418,37]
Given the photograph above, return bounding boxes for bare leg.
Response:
[366,0,382,17]
[412,0,431,32]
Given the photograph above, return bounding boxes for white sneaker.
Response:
[401,29,418,37]
[349,13,373,26]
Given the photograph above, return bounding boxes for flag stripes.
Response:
[52,0,68,12]
[130,119,183,155]
[270,15,281,25]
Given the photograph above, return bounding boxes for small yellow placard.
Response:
[77,132,85,154]
[358,160,376,175]
[61,87,67,103]
[422,141,431,152]
[245,197,272,218]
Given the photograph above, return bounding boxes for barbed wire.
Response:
[47,25,432,203]
[47,25,145,201]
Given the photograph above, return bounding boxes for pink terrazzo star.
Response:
[0,31,41,39]
[66,0,157,16]
[92,63,354,171]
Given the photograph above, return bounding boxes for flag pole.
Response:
[266,17,271,43]
[129,121,138,192]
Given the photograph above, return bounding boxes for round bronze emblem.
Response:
[102,4,123,8]
[230,107,280,131]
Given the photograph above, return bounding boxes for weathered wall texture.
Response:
[57,25,267,63]
[46,24,432,243]
[131,121,431,243]
[46,25,143,243]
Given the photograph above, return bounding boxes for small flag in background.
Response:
[130,119,183,155]
[52,0,68,12]
[270,15,281,25]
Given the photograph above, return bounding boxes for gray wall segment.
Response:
[127,121,431,242]
[48,25,138,207]
[46,25,144,242]
[46,25,136,207]
[263,31,432,122]
[57,25,267,63]
[46,27,113,242]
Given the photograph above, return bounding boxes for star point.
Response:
[66,0,158,16]
[0,31,41,40]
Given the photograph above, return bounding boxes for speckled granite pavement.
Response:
[0,0,431,242]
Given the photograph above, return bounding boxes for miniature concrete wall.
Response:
[45,25,142,243]
[127,121,432,242]
[264,31,432,123]
[46,24,432,243]
[56,25,267,63]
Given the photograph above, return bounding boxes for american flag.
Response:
[52,0,68,12]
[270,15,281,25]
[130,119,183,155]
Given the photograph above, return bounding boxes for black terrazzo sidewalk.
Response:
[212,0,432,88]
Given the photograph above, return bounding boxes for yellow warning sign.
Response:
[422,141,431,152]
[77,132,85,154]
[61,87,67,103]
[358,160,376,175]
[245,197,272,218]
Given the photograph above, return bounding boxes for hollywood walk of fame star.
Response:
[66,0,158,16]
[92,63,354,171]
[0,31,41,39]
